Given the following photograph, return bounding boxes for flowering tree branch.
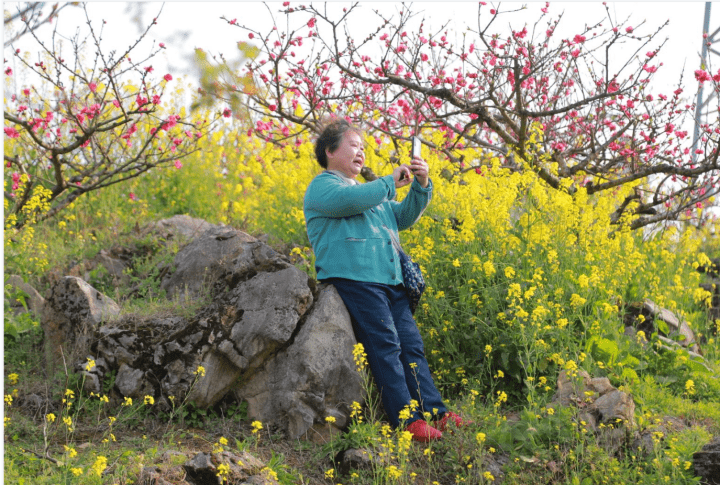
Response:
[223,2,719,230]
[3,2,78,47]
[3,4,225,230]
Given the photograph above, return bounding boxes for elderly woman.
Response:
[303,119,467,442]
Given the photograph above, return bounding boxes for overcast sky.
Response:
[4,2,716,83]
[3,1,719,127]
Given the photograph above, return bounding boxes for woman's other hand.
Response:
[393,165,413,188]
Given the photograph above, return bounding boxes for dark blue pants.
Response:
[325,278,447,428]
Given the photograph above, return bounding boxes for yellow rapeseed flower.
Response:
[387,465,403,480]
[7,373,19,385]
[216,463,230,480]
[195,365,206,377]
[685,379,696,395]
[46,413,56,423]
[251,420,263,434]
[90,456,107,477]
[144,395,155,405]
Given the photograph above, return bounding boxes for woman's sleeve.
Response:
[304,173,397,218]
[391,178,433,230]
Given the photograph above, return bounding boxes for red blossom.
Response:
[223,108,232,118]
[159,42,165,48]
[625,26,633,33]
[307,17,316,28]
[164,74,173,82]
[695,69,711,84]
[5,67,13,75]
[4,127,20,138]
[89,82,97,92]
[249,33,254,39]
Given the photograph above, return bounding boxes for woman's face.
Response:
[326,130,365,179]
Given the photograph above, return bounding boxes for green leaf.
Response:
[4,321,19,340]
[590,337,619,363]
[620,368,638,382]
[655,319,670,335]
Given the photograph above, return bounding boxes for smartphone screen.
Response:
[412,137,421,158]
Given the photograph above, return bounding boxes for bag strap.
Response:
[384,224,406,255]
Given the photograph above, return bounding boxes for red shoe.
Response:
[406,419,443,442]
[435,411,471,432]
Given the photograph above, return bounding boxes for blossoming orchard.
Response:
[4,3,720,484]
[195,2,720,232]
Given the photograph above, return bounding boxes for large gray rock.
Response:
[41,276,120,372]
[159,226,272,300]
[551,369,636,456]
[234,285,362,440]
[144,214,224,241]
[694,436,720,484]
[78,222,364,439]
[624,299,699,353]
[187,265,314,408]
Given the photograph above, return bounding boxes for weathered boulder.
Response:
[189,265,314,408]
[234,284,362,440]
[551,370,635,455]
[159,226,264,300]
[624,299,699,353]
[143,214,224,241]
[631,416,687,456]
[59,222,366,439]
[42,276,120,373]
[694,436,720,485]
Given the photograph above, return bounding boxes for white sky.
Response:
[3,1,719,139]
[4,1,717,94]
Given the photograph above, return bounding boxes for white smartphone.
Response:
[412,136,421,158]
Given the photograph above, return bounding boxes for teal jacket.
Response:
[303,171,433,285]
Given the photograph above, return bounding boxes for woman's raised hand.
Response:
[393,157,429,188]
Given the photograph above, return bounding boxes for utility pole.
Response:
[693,2,716,163]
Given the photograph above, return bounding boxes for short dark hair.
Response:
[314,119,363,168]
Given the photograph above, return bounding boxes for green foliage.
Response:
[3,287,39,341]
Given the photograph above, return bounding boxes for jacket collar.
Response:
[325,169,359,185]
